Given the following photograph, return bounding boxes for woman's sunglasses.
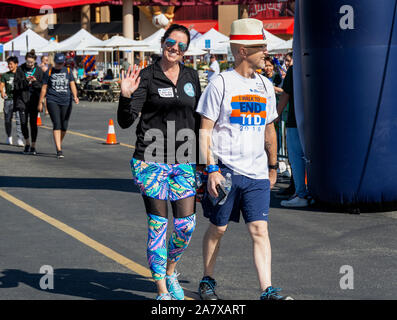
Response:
[164,38,188,53]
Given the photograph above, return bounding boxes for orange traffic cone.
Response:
[105,119,118,145]
[37,113,42,126]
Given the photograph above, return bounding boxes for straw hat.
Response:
[227,18,267,46]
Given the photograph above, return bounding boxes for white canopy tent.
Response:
[123,28,165,53]
[185,45,206,69]
[263,29,292,53]
[55,29,104,52]
[185,45,206,56]
[37,29,106,53]
[100,35,144,48]
[191,28,229,54]
[3,28,49,53]
[38,40,60,53]
[93,35,149,75]
[190,28,202,41]
[117,28,165,68]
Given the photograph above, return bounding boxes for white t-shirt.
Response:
[196,70,278,179]
[207,60,220,82]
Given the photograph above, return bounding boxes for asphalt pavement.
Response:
[0,101,396,300]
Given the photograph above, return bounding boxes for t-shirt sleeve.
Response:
[195,74,223,122]
[42,71,49,85]
[0,74,5,84]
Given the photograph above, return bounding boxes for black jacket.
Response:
[13,63,43,111]
[118,59,201,163]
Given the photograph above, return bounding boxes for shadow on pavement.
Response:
[0,148,56,158]
[0,268,154,300]
[0,176,140,193]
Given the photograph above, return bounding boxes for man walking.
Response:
[207,54,220,83]
[196,18,293,300]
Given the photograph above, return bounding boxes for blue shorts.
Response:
[201,164,271,226]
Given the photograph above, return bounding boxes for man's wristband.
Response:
[205,165,220,173]
[268,163,278,170]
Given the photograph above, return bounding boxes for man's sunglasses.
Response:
[164,38,188,52]
[245,45,267,50]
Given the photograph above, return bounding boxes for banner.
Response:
[248,1,295,19]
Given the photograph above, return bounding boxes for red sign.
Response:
[248,1,295,19]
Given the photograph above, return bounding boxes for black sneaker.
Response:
[260,286,293,300]
[56,150,64,159]
[30,147,37,155]
[198,276,219,300]
[23,145,31,154]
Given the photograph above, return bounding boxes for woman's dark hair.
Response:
[286,52,293,59]
[106,69,113,77]
[161,24,191,47]
[25,49,37,61]
[265,56,275,67]
[6,56,18,64]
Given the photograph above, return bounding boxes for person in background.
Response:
[13,49,43,155]
[262,57,283,95]
[0,56,24,146]
[39,55,50,115]
[77,64,85,80]
[122,57,130,71]
[277,62,308,207]
[134,53,140,66]
[284,52,293,70]
[207,54,220,83]
[39,55,49,73]
[38,52,79,159]
[276,51,296,198]
[103,69,114,81]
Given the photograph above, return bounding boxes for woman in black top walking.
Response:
[13,50,43,155]
[38,53,79,159]
[118,24,201,300]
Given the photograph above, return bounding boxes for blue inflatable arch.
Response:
[293,0,397,212]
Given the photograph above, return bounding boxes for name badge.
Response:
[158,87,174,98]
[256,82,266,94]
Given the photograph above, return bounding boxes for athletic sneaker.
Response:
[198,276,219,300]
[17,138,25,147]
[6,136,13,145]
[30,147,37,155]
[280,195,308,208]
[23,145,31,154]
[260,286,293,300]
[156,293,172,300]
[57,150,64,159]
[165,272,184,300]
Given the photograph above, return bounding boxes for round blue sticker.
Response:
[184,82,195,97]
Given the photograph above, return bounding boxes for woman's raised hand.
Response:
[120,64,141,98]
